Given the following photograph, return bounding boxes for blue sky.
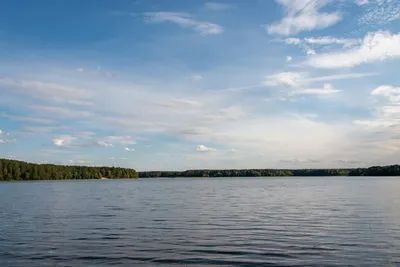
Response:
[0,0,399,171]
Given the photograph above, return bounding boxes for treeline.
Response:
[0,159,138,181]
[1,158,399,181]
[139,165,400,178]
[139,169,349,178]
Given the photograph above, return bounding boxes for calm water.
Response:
[0,177,399,267]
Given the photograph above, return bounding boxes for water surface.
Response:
[1,177,399,266]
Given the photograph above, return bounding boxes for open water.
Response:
[0,177,399,266]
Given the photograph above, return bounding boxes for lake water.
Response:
[0,177,399,267]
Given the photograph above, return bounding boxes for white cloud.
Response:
[304,37,361,47]
[333,159,362,164]
[156,98,203,108]
[29,106,93,119]
[124,147,135,152]
[353,85,400,128]
[192,74,204,81]
[262,74,342,97]
[53,135,78,147]
[68,160,90,165]
[291,83,341,95]
[286,56,293,62]
[52,134,134,148]
[305,31,400,69]
[307,49,317,56]
[355,0,369,5]
[196,145,216,152]
[96,141,114,147]
[76,68,84,72]
[358,0,400,26]
[204,106,246,121]
[144,12,223,35]
[306,72,377,82]
[205,2,235,10]
[236,71,374,101]
[263,72,305,87]
[102,136,136,145]
[24,126,57,133]
[0,129,16,144]
[266,0,342,36]
[263,72,375,89]
[284,37,301,45]
[1,53,395,170]
[1,113,54,124]
[371,85,400,98]
[280,158,320,164]
[0,77,94,106]
[0,139,16,144]
[283,36,361,57]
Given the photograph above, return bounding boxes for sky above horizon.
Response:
[0,0,399,171]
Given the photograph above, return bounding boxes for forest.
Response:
[1,158,399,181]
[138,165,400,178]
[0,158,138,181]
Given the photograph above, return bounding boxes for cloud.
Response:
[306,49,317,56]
[355,0,369,5]
[196,145,216,152]
[291,83,341,95]
[284,36,361,47]
[192,74,204,81]
[305,31,400,69]
[263,72,376,89]
[305,72,378,82]
[24,126,57,133]
[76,68,84,72]
[266,0,342,36]
[333,159,362,164]
[263,72,305,87]
[177,127,210,136]
[286,56,293,62]
[204,106,246,121]
[205,2,235,10]
[52,134,134,148]
[155,98,203,109]
[96,141,114,147]
[102,136,136,145]
[0,129,15,144]
[282,36,361,57]
[0,77,94,106]
[1,113,54,124]
[68,160,90,165]
[280,158,321,164]
[371,85,400,99]
[304,37,361,47]
[124,147,135,152]
[29,106,93,119]
[144,12,223,35]
[353,85,400,128]
[358,0,400,26]
[0,139,16,144]
[53,135,78,147]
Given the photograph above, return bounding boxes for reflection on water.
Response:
[0,177,399,266]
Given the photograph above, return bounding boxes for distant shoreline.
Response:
[1,158,399,181]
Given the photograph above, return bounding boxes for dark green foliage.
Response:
[1,158,399,181]
[139,165,400,178]
[0,159,138,181]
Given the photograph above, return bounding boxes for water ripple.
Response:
[1,177,400,266]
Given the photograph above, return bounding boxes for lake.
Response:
[0,177,399,266]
